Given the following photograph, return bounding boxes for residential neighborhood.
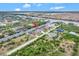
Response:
[0,11,79,56]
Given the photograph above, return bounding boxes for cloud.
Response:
[50,7,54,10]
[15,8,21,11]
[37,4,42,6]
[54,6,64,10]
[50,6,64,10]
[23,3,31,8]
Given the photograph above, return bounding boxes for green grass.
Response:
[11,35,64,56]
[62,33,79,42]
[10,23,79,56]
[59,23,79,33]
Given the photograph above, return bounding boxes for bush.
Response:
[0,34,4,39]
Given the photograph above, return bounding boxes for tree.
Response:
[0,34,4,39]
[7,29,16,35]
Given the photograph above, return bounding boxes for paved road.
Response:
[49,19,79,26]
[29,16,79,26]
[5,25,60,56]
[0,22,49,42]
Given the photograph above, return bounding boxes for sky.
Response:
[0,3,79,11]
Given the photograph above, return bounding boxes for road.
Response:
[28,16,79,26]
[1,18,79,42]
[49,19,79,26]
[5,25,60,56]
[0,21,49,42]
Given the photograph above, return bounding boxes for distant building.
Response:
[12,20,19,24]
[0,22,6,26]
[47,31,58,40]
[69,31,79,36]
